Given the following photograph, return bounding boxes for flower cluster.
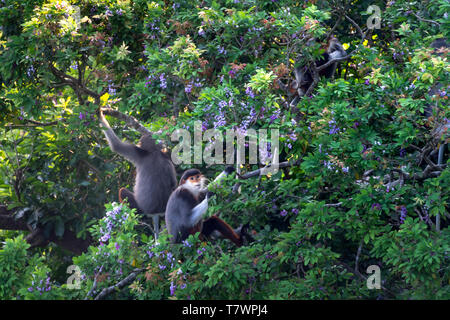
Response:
[328,119,340,135]
[245,86,255,98]
[28,277,52,295]
[285,132,297,149]
[159,73,167,89]
[98,204,128,244]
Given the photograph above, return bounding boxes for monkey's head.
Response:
[179,169,206,197]
[328,37,345,54]
[137,134,158,152]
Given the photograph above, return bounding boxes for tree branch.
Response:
[94,268,145,300]
[100,108,153,136]
[0,205,92,254]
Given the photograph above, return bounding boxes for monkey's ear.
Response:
[224,166,235,174]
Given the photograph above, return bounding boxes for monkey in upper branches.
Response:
[287,37,347,107]
[165,166,249,247]
[99,110,177,236]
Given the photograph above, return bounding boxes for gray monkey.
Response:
[99,110,177,237]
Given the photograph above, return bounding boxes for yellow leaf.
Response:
[343,43,350,50]
[100,93,109,106]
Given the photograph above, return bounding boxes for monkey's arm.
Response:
[205,166,235,191]
[190,196,209,226]
[99,112,143,164]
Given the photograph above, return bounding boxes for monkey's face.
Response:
[182,173,206,196]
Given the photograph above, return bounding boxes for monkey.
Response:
[99,110,177,237]
[289,37,347,106]
[425,38,449,171]
[165,166,248,246]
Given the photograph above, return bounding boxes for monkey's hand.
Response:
[205,191,215,199]
[224,165,235,175]
[98,109,111,129]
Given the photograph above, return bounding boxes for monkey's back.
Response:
[165,187,199,243]
[134,152,177,214]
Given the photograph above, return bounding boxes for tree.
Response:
[0,0,448,299]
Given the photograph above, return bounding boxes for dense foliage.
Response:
[0,0,449,299]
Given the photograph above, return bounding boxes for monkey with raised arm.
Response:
[165,167,247,246]
[99,110,177,236]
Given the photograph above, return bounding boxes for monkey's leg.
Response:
[201,216,243,247]
[119,188,161,240]
[152,214,160,241]
[118,188,142,214]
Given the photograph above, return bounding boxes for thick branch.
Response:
[49,63,100,105]
[0,205,92,254]
[100,108,153,136]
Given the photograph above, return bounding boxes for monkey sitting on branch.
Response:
[165,167,249,247]
[288,37,347,106]
[99,109,177,238]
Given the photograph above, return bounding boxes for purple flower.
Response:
[280,209,288,217]
[245,87,255,99]
[170,281,176,296]
[399,148,406,157]
[159,73,167,89]
[218,46,227,55]
[328,119,340,135]
[399,206,407,224]
[108,85,116,96]
[218,100,228,109]
[269,113,278,123]
[182,239,192,248]
[371,203,381,210]
[185,83,192,93]
[27,65,35,77]
[292,208,299,215]
[115,242,120,250]
[365,79,370,85]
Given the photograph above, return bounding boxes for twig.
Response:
[411,12,440,26]
[355,240,363,274]
[94,268,145,300]
[85,268,102,300]
[237,160,301,180]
